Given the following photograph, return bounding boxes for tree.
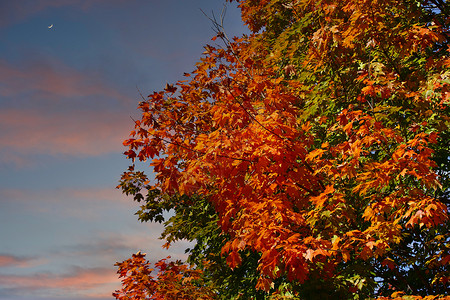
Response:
[115,0,449,299]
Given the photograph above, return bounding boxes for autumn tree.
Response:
[115,0,449,299]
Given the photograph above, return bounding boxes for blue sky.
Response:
[0,1,246,299]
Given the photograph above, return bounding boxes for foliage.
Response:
[113,252,215,300]
[115,0,449,299]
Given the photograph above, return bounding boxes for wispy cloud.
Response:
[0,187,134,220]
[68,231,192,263]
[0,59,130,102]
[0,55,137,167]
[0,186,191,261]
[0,186,192,269]
[0,187,128,204]
[0,107,132,167]
[0,254,45,268]
[0,267,118,298]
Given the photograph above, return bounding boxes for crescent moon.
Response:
[48,24,53,29]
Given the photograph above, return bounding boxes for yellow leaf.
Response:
[306,149,325,162]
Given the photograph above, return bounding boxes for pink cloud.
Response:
[0,107,133,166]
[0,57,138,167]
[0,254,44,268]
[0,267,119,298]
[0,59,130,102]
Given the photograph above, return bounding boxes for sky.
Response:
[0,1,247,299]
